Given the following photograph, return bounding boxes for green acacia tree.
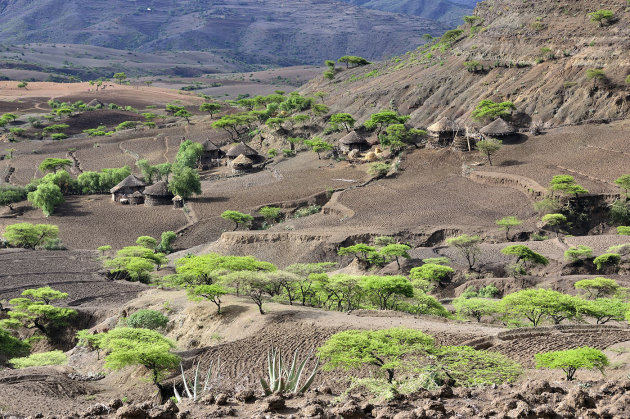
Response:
[578,298,628,324]
[113,72,127,84]
[199,103,221,118]
[221,210,254,231]
[0,287,76,338]
[126,310,169,330]
[258,206,282,225]
[549,175,588,198]
[27,183,64,217]
[535,347,608,380]
[541,213,568,236]
[136,235,158,250]
[472,100,516,122]
[303,137,333,159]
[593,253,621,272]
[409,263,454,285]
[337,56,370,68]
[169,166,201,200]
[2,223,59,249]
[495,216,522,241]
[364,111,410,136]
[501,289,579,326]
[379,244,411,269]
[100,328,179,398]
[476,138,502,166]
[338,243,377,264]
[329,113,356,132]
[588,10,614,27]
[360,275,413,310]
[615,174,630,198]
[39,158,73,174]
[156,231,177,254]
[564,245,593,263]
[187,284,228,314]
[318,328,434,383]
[452,297,500,322]
[446,235,481,270]
[574,277,620,299]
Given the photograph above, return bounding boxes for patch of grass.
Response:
[10,350,67,368]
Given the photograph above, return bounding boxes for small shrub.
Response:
[294,205,321,218]
[10,350,67,368]
[126,309,168,330]
[593,253,621,271]
[368,163,391,178]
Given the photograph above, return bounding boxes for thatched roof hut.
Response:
[110,175,145,202]
[144,181,174,206]
[427,117,458,147]
[480,118,516,137]
[231,154,254,174]
[87,99,104,108]
[200,139,224,168]
[226,142,258,159]
[339,131,369,153]
[427,117,458,134]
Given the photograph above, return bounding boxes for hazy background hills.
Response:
[0,0,479,67]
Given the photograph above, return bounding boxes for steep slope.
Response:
[0,0,447,66]
[302,0,630,128]
[338,0,474,26]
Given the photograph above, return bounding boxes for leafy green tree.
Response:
[258,206,282,225]
[0,185,27,211]
[17,81,28,89]
[104,246,166,282]
[409,263,454,285]
[199,103,221,118]
[136,235,158,250]
[471,100,516,122]
[0,327,30,358]
[169,166,201,200]
[501,245,549,267]
[175,140,204,169]
[27,183,64,217]
[541,213,568,236]
[285,262,337,305]
[501,289,578,326]
[38,158,72,174]
[588,10,614,27]
[100,328,179,396]
[303,137,333,159]
[126,309,169,330]
[614,174,630,198]
[113,72,127,84]
[549,175,588,198]
[318,328,434,383]
[338,243,377,263]
[578,298,628,324]
[329,113,356,132]
[402,290,450,317]
[337,56,371,68]
[156,231,177,254]
[476,138,502,166]
[313,274,364,311]
[593,253,621,272]
[535,347,609,380]
[453,297,500,322]
[618,226,630,236]
[446,235,481,270]
[360,275,413,310]
[187,284,228,314]
[433,346,522,387]
[379,244,411,269]
[2,223,59,249]
[166,103,186,114]
[495,216,522,240]
[0,287,76,338]
[221,210,254,231]
[174,253,275,286]
[564,245,593,262]
[364,111,410,136]
[175,109,193,124]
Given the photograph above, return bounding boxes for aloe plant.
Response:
[173,357,220,403]
[260,346,319,396]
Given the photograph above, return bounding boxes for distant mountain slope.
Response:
[337,0,474,26]
[302,0,630,128]
[0,0,448,66]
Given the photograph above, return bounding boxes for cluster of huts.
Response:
[110,140,265,206]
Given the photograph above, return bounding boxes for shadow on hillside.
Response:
[190,196,229,204]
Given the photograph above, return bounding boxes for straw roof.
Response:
[87,99,104,108]
[480,118,516,136]
[144,181,173,197]
[110,175,146,193]
[130,191,144,198]
[339,131,368,145]
[226,142,258,158]
[202,139,220,151]
[427,117,457,133]
[232,154,254,167]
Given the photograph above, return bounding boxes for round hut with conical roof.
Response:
[230,154,254,174]
[226,142,260,162]
[144,181,174,206]
[339,131,369,153]
[427,117,458,147]
[480,118,516,139]
[110,175,146,203]
[200,139,224,169]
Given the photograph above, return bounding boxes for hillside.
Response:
[338,0,474,26]
[303,0,630,128]
[0,0,447,66]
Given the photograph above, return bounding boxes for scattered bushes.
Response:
[10,350,67,368]
[126,309,169,330]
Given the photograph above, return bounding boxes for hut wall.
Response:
[145,196,173,206]
[127,196,144,205]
